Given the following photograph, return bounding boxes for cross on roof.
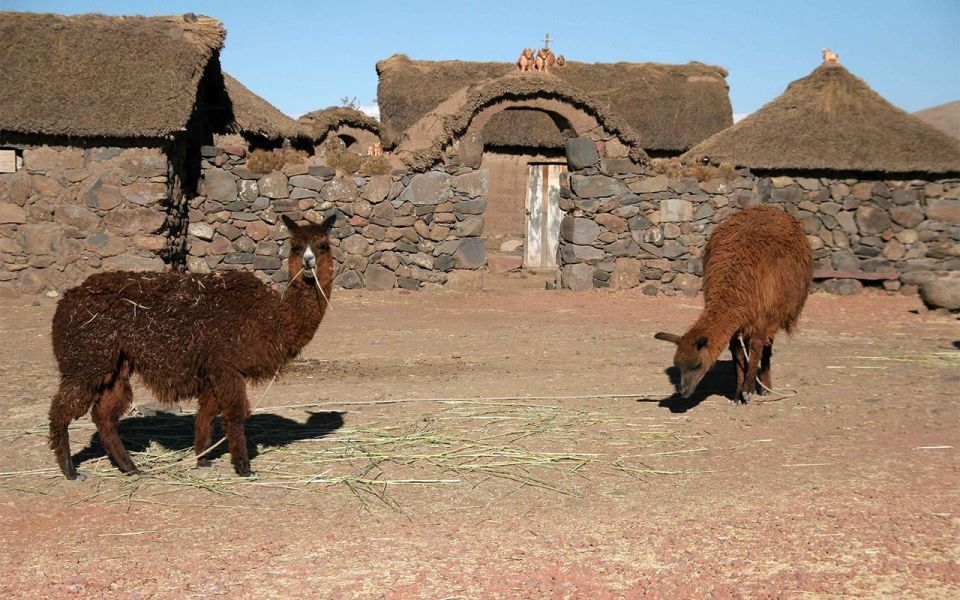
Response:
[542,33,552,48]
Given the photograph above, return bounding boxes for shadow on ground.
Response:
[73,411,344,466]
[658,360,738,413]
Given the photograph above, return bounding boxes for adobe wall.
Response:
[0,143,170,296]
[188,143,489,291]
[558,159,960,295]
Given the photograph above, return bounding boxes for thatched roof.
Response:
[221,73,310,140]
[0,12,225,139]
[298,107,388,145]
[683,64,960,174]
[482,109,566,148]
[914,100,960,141]
[376,54,732,152]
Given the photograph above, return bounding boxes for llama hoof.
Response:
[67,471,88,482]
[124,468,142,477]
[196,458,213,469]
[232,461,253,477]
[740,391,754,404]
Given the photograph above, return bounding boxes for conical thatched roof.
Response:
[0,12,224,138]
[683,64,960,174]
[221,73,310,141]
[298,107,388,145]
[376,54,732,152]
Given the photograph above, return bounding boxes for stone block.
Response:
[289,175,325,191]
[258,171,289,199]
[856,205,893,235]
[453,238,486,269]
[400,171,453,206]
[451,171,488,198]
[561,263,595,290]
[0,202,28,224]
[920,278,960,310]
[926,199,960,224]
[571,175,629,199]
[561,244,604,263]
[628,175,669,194]
[334,270,363,289]
[659,199,693,222]
[54,205,100,232]
[487,254,523,273]
[560,216,601,245]
[565,137,599,170]
[821,278,863,295]
[610,258,642,289]
[205,170,238,203]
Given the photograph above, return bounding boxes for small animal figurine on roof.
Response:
[822,48,840,64]
[517,48,534,72]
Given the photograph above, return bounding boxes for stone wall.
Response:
[0,143,169,296]
[187,144,490,291]
[558,160,960,295]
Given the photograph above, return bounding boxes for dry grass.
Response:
[0,399,686,512]
[650,157,737,181]
[246,147,307,174]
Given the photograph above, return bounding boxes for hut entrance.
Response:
[523,163,566,268]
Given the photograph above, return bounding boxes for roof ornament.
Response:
[822,48,840,65]
[517,34,565,73]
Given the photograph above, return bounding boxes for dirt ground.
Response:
[0,287,957,599]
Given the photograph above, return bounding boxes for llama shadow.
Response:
[73,411,344,468]
[657,360,738,413]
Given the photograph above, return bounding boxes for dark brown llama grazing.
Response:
[655,206,813,402]
[49,214,336,479]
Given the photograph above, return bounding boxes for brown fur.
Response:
[48,214,336,479]
[655,206,813,402]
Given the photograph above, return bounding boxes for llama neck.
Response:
[690,306,740,362]
[277,277,330,358]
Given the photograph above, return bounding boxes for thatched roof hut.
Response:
[298,107,387,146]
[220,73,310,141]
[0,12,225,139]
[376,54,732,153]
[683,64,960,174]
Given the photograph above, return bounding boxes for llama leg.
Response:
[741,337,765,403]
[758,342,774,394]
[91,377,138,474]
[215,374,253,476]
[194,388,219,468]
[728,337,747,402]
[49,382,94,480]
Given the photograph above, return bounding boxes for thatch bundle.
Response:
[298,107,389,146]
[684,64,960,174]
[376,54,732,153]
[0,12,225,139]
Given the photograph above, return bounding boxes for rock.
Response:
[342,234,371,256]
[599,158,641,175]
[445,269,484,290]
[121,182,167,206]
[835,211,857,234]
[453,199,487,215]
[370,201,396,227]
[771,176,794,189]
[258,171,289,199]
[673,273,701,295]
[500,239,523,253]
[926,199,960,224]
[308,165,337,179]
[334,270,363,289]
[102,255,164,272]
[452,131,485,169]
[187,256,211,273]
[659,199,693,222]
[560,217,601,245]
[920,278,960,310]
[83,179,124,211]
[882,239,905,261]
[204,170,238,203]
[660,240,687,259]
[104,208,166,235]
[851,182,873,200]
[821,278,863,295]
[629,175,669,194]
[54,202,100,232]
[401,172,453,206]
[364,264,397,290]
[856,205,892,235]
[451,171,488,198]
[889,205,924,228]
[201,145,223,157]
[289,175,325,192]
[453,238,486,269]
[891,189,919,205]
[700,179,731,194]
[561,244,604,263]
[571,175,628,199]
[320,178,359,202]
[605,238,640,257]
[362,175,393,203]
[252,255,282,270]
[831,250,861,272]
[610,258,642,289]
[565,137,599,170]
[561,263,595,290]
[245,220,270,242]
[488,254,523,273]
[595,213,628,233]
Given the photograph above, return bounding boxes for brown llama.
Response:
[49,214,336,479]
[655,206,812,403]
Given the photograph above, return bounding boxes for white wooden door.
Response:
[524,164,565,268]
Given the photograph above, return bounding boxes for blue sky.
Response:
[6,0,960,121]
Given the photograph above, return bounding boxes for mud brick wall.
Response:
[188,144,490,291]
[0,144,169,296]
[558,161,960,295]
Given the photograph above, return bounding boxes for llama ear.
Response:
[320,213,337,233]
[280,214,300,233]
[696,336,708,350]
[654,332,680,345]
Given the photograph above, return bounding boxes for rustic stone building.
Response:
[298,107,385,156]
[0,12,228,295]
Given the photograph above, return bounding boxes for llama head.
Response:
[654,331,712,399]
[281,213,337,282]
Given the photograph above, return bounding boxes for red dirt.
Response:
[0,288,957,599]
